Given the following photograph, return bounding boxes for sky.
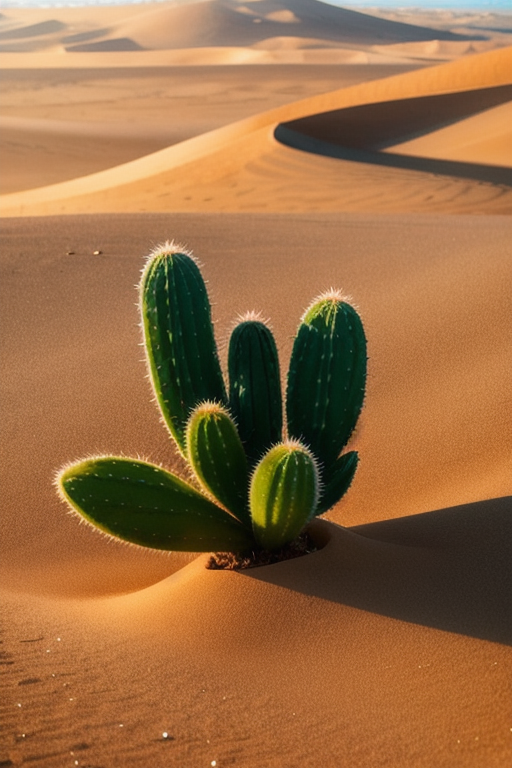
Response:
[1,0,510,11]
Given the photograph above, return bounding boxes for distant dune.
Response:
[66,37,143,53]
[0,0,501,56]
[114,0,481,49]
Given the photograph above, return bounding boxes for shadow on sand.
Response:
[275,83,512,187]
[245,497,512,645]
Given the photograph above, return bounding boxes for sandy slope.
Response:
[1,46,511,216]
[0,63,419,194]
[1,212,511,768]
[1,1,510,205]
[384,100,512,167]
[1,3,511,767]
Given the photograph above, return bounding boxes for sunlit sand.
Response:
[1,1,511,766]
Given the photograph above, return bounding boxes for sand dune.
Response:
[1,212,511,767]
[0,19,66,39]
[276,81,512,185]
[0,0,489,55]
[1,47,510,216]
[114,0,479,49]
[278,83,512,150]
[2,4,512,767]
[0,116,168,195]
[372,38,499,60]
[1,63,417,194]
[386,99,512,167]
[1,0,509,67]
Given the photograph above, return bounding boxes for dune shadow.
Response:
[61,28,112,46]
[0,20,67,40]
[275,83,512,187]
[245,497,512,645]
[275,126,512,186]
[65,38,144,53]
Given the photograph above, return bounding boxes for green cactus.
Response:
[228,314,282,465]
[186,401,250,527]
[316,450,359,515]
[56,244,367,562]
[140,242,226,454]
[57,457,253,552]
[250,441,319,551]
[286,290,367,471]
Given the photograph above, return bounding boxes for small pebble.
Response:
[93,250,102,255]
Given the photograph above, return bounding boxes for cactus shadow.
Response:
[243,496,512,645]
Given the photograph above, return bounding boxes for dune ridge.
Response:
[1,46,510,217]
[5,63,417,195]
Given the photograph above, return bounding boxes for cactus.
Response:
[250,441,319,551]
[186,401,250,527]
[316,450,359,515]
[140,243,226,454]
[286,290,367,472]
[228,314,282,465]
[56,244,367,562]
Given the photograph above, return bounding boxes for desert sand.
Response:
[1,1,511,767]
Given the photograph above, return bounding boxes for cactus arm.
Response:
[315,450,359,515]
[57,457,253,552]
[250,441,319,551]
[186,402,251,527]
[228,317,282,465]
[286,293,367,469]
[140,244,227,454]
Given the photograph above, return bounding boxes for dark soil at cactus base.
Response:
[207,531,319,570]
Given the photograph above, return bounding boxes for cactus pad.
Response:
[228,315,282,465]
[140,244,226,453]
[250,441,319,551]
[186,402,250,526]
[57,457,252,552]
[286,291,367,469]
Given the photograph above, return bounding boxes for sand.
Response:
[1,1,511,767]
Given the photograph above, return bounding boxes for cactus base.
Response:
[206,527,320,570]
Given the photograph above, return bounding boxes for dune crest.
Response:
[1,46,510,216]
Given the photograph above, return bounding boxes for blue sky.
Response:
[2,0,511,12]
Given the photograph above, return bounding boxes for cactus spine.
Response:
[228,315,282,465]
[140,243,226,454]
[186,402,250,526]
[286,291,367,470]
[250,441,319,551]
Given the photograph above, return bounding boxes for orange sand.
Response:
[1,2,511,766]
